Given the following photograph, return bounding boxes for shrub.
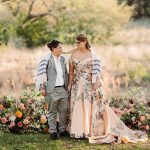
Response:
[17,18,51,48]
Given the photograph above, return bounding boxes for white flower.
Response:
[146,113,150,119]
[35,124,40,128]
[131,117,135,121]
[9,115,16,122]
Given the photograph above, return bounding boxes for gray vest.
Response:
[45,55,68,93]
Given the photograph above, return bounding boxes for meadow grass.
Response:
[0,133,149,150]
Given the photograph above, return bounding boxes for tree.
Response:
[118,0,150,18]
[0,0,57,47]
[0,0,132,47]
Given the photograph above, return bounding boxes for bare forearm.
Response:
[68,74,73,87]
[62,49,74,54]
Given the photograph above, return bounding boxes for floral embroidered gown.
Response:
[68,58,148,144]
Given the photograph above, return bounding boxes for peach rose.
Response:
[130,108,135,113]
[140,115,146,122]
[40,115,47,124]
[23,119,30,125]
[145,125,149,131]
[121,136,129,143]
[25,116,30,120]
[18,103,26,110]
[28,99,34,104]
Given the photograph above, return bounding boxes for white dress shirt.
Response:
[52,55,64,86]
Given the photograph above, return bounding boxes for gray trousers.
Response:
[45,87,68,133]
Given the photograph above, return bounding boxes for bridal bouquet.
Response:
[0,89,49,133]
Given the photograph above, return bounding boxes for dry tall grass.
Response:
[0,43,149,99]
[0,19,150,99]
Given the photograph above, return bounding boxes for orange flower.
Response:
[0,104,5,110]
[121,136,129,143]
[15,111,22,118]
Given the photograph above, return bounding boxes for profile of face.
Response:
[75,34,90,50]
[75,40,86,49]
[52,43,63,56]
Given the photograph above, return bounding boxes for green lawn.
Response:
[0,133,149,150]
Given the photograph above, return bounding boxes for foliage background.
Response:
[0,0,131,47]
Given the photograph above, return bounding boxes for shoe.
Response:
[50,132,59,140]
[60,131,70,137]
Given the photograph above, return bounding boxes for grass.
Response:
[0,133,149,150]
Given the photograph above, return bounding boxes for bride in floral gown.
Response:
[67,34,148,144]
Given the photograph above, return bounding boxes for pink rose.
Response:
[17,121,23,127]
[25,116,30,120]
[28,99,34,104]
[6,113,11,118]
[124,108,128,112]
[138,122,142,127]
[1,117,8,124]
[146,125,149,131]
[18,103,26,110]
[8,122,15,128]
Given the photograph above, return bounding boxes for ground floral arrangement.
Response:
[0,89,49,133]
[0,87,150,134]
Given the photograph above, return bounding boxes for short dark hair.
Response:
[47,40,62,51]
